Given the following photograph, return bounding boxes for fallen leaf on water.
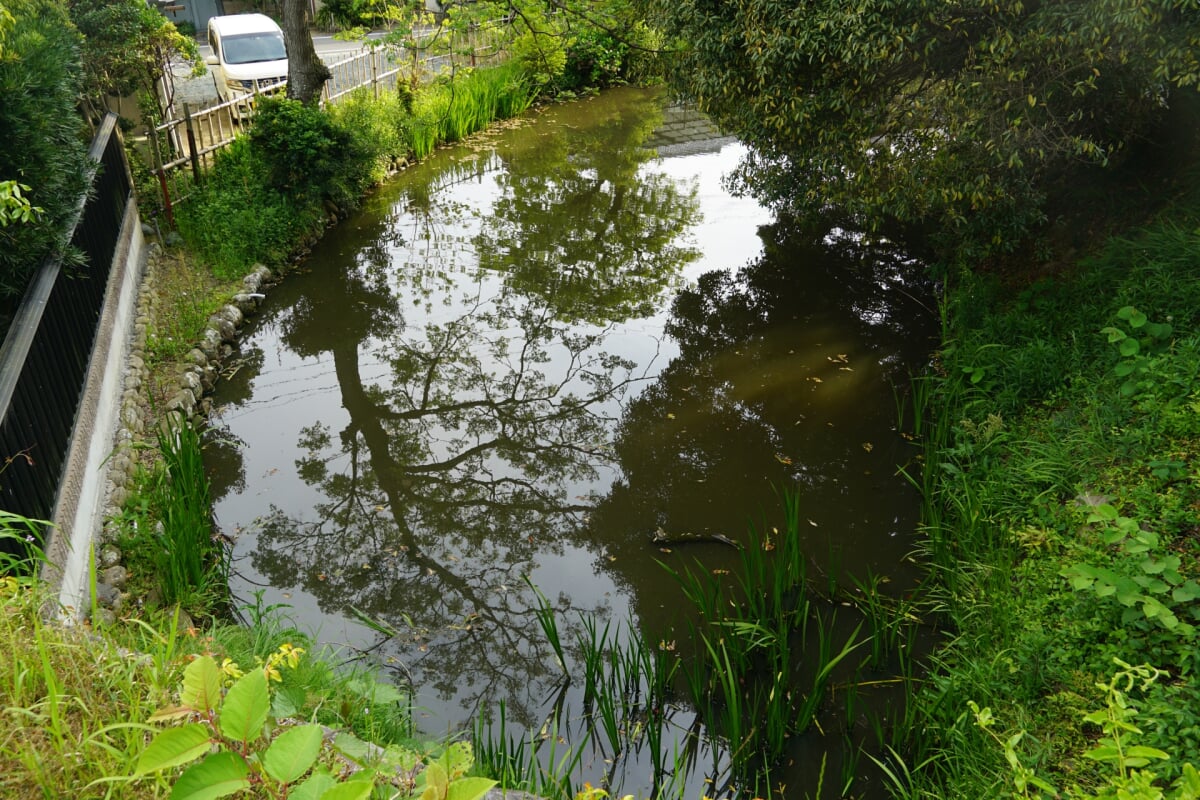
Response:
[862,442,874,453]
[808,519,818,527]
[608,555,618,562]
[659,547,672,554]
[667,412,676,419]
[808,376,823,383]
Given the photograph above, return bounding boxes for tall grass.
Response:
[408,63,535,159]
[148,414,227,614]
[659,497,868,782]
[0,560,418,798]
[473,701,590,800]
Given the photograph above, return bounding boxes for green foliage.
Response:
[178,62,534,277]
[175,137,325,278]
[0,179,40,226]
[316,0,390,30]
[892,189,1200,797]
[251,97,373,208]
[0,0,90,299]
[68,0,203,125]
[1101,306,1178,400]
[559,29,629,92]
[328,88,408,180]
[665,494,866,775]
[406,63,534,159]
[974,661,1200,799]
[116,415,228,615]
[509,11,569,90]
[643,0,1200,259]
[0,509,47,575]
[136,653,496,800]
[1062,504,1200,662]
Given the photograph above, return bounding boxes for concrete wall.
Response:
[41,202,146,619]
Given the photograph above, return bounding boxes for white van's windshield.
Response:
[222,32,287,64]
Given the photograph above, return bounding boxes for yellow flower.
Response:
[277,642,304,669]
[220,658,244,681]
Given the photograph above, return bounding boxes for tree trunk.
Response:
[281,0,331,105]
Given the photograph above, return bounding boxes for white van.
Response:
[205,13,288,111]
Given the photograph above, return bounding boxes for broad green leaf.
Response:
[169,751,250,800]
[1125,745,1169,760]
[1087,504,1119,522]
[272,686,303,719]
[1119,337,1140,357]
[438,741,473,779]
[262,724,323,784]
[289,768,338,800]
[319,781,375,800]
[446,778,498,800]
[347,677,405,706]
[381,743,422,771]
[135,723,212,775]
[1173,580,1200,602]
[332,731,371,764]
[218,668,269,746]
[421,762,449,800]
[1100,326,1126,343]
[1118,306,1147,327]
[1083,745,1121,762]
[1100,529,1126,545]
[181,656,223,714]
[1144,321,1172,339]
[1179,763,1200,796]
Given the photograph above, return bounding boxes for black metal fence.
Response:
[0,114,131,546]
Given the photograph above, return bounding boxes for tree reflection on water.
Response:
[219,89,705,725]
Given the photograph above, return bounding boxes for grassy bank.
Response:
[894,182,1200,796]
[0,523,478,797]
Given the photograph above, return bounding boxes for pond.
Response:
[207,86,937,798]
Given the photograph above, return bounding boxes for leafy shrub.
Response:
[0,0,89,299]
[328,87,408,180]
[135,651,496,800]
[250,96,374,209]
[560,29,628,92]
[509,14,568,91]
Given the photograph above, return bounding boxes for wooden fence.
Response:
[148,21,507,222]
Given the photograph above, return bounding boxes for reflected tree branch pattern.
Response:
[244,251,643,722]
[219,90,738,726]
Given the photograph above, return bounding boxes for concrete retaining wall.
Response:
[41,202,146,618]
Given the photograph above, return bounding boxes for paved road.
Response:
[169,31,387,109]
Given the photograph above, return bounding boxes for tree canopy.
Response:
[68,0,201,125]
[640,0,1200,259]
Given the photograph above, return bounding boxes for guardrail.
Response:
[146,21,508,222]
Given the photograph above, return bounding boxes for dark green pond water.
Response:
[208,86,937,797]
